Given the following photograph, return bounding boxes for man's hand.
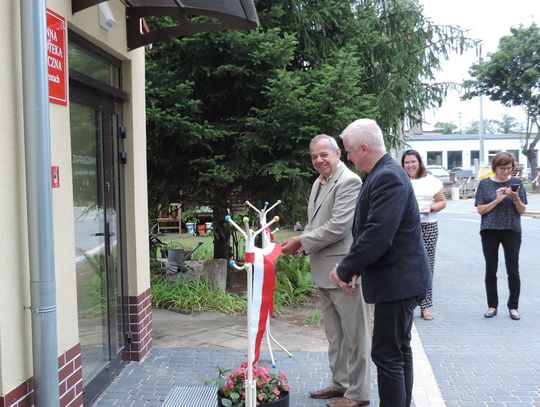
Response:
[329,265,355,295]
[281,236,303,255]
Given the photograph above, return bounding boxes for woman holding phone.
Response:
[475,152,527,320]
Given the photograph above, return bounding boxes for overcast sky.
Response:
[419,0,540,131]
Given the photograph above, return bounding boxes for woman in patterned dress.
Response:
[402,150,446,320]
[475,152,527,320]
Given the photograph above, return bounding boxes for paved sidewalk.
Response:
[413,192,540,406]
[93,309,384,406]
[94,193,540,407]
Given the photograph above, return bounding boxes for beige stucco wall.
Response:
[0,0,150,395]
[123,47,151,295]
[68,1,128,58]
[49,107,79,355]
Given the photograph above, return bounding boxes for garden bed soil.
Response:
[273,294,322,327]
[227,270,322,327]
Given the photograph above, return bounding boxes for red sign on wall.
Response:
[46,9,67,106]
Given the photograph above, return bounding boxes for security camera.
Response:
[99,2,117,31]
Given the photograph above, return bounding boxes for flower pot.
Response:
[186,223,196,235]
[197,224,206,235]
[217,391,289,407]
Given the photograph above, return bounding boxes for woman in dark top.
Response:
[475,152,527,320]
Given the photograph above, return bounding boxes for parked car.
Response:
[426,165,451,182]
[449,166,475,178]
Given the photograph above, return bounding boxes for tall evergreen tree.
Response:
[146,0,469,258]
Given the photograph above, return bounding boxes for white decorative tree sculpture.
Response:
[225,200,291,407]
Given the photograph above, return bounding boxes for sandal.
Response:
[421,308,433,321]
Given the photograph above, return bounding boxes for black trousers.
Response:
[371,296,419,407]
[480,229,522,310]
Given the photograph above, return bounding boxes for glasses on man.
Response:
[497,166,513,172]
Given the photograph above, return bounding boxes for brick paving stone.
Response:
[93,348,380,406]
[414,197,540,406]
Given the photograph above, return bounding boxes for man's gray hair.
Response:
[339,119,385,151]
[310,134,339,152]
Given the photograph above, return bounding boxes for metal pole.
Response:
[20,1,60,406]
[478,43,485,165]
[479,94,485,164]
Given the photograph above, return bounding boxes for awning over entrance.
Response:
[72,0,260,50]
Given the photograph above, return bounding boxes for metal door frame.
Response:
[69,53,128,405]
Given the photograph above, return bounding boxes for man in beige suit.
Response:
[282,134,371,407]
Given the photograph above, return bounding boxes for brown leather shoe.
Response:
[327,397,370,407]
[309,386,345,399]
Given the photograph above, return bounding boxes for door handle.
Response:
[105,222,111,256]
[94,232,115,237]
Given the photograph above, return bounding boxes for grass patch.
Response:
[151,274,246,314]
[304,309,323,326]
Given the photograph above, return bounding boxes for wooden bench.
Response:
[157,217,181,234]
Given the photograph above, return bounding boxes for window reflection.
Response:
[69,41,120,88]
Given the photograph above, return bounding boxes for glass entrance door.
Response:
[70,88,125,399]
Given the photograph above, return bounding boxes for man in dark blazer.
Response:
[282,134,370,407]
[330,119,431,407]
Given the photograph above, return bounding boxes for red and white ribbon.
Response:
[249,242,282,364]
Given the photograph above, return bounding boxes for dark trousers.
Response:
[371,296,418,407]
[480,229,521,310]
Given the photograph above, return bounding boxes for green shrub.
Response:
[189,242,213,260]
[149,233,166,261]
[274,255,315,309]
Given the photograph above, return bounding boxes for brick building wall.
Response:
[0,343,83,407]
[127,287,152,361]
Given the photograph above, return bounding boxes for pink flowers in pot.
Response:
[207,361,289,407]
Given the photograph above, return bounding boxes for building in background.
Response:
[405,132,537,178]
[1,1,257,406]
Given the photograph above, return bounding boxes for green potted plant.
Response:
[181,208,198,235]
[169,203,180,218]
